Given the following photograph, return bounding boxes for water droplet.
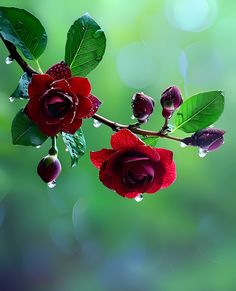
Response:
[48,180,56,188]
[5,56,13,65]
[93,120,102,128]
[198,148,208,158]
[9,97,15,102]
[131,115,136,120]
[95,56,102,62]
[209,124,214,128]
[134,194,143,202]
[36,145,41,149]
[180,142,187,148]
[93,29,104,38]
[65,147,69,152]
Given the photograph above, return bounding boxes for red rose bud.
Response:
[160,86,183,118]
[37,155,62,184]
[182,128,225,153]
[132,92,155,123]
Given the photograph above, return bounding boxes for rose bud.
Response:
[37,154,62,183]
[132,92,155,123]
[160,86,183,118]
[25,61,101,136]
[90,129,176,199]
[182,128,225,155]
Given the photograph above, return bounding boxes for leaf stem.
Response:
[35,59,43,74]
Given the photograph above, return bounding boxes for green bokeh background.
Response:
[0,1,235,290]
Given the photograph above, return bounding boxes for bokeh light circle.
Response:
[165,0,218,32]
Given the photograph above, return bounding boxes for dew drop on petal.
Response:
[5,56,13,65]
[180,142,187,148]
[93,120,102,128]
[9,97,15,103]
[48,180,56,188]
[198,148,208,158]
[134,194,143,202]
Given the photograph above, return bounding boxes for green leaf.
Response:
[0,7,47,60]
[11,109,48,146]
[142,137,158,147]
[65,13,106,77]
[62,129,86,167]
[175,91,224,133]
[10,72,31,99]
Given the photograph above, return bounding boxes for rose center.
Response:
[122,158,154,188]
[45,94,72,118]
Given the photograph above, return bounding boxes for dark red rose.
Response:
[25,61,101,136]
[37,154,62,183]
[90,129,176,199]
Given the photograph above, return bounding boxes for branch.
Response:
[92,113,183,142]
[0,34,38,75]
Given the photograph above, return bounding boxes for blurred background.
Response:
[0,0,235,290]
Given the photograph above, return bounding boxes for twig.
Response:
[0,34,37,75]
[92,113,183,142]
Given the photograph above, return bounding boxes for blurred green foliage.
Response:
[0,0,235,290]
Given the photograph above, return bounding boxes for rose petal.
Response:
[90,149,115,169]
[85,94,102,118]
[50,79,72,93]
[76,97,93,118]
[62,118,82,135]
[37,122,61,136]
[99,162,114,191]
[155,148,173,166]
[110,129,144,150]
[28,74,54,99]
[46,61,71,80]
[68,77,91,97]
[161,161,176,189]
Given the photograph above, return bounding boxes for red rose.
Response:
[25,61,101,136]
[90,129,176,198]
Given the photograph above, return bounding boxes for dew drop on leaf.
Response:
[48,180,56,188]
[5,56,13,65]
[36,145,41,149]
[93,120,102,128]
[9,97,15,103]
[95,56,102,62]
[93,29,104,38]
[134,194,143,202]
